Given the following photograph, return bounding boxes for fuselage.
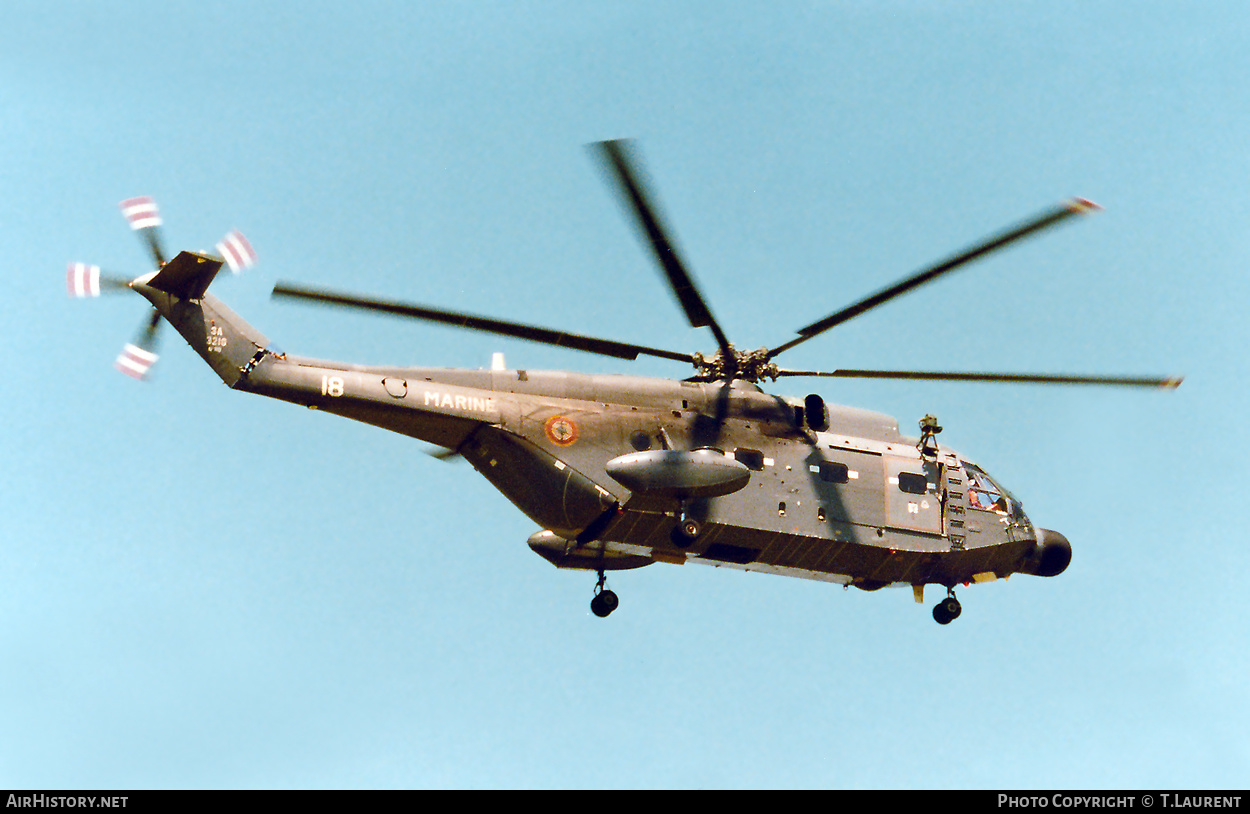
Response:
[240,341,1048,591]
[137,275,1068,595]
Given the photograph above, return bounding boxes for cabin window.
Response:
[818,462,849,484]
[778,501,787,517]
[897,472,928,495]
[734,448,765,471]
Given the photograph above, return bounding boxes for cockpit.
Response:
[963,462,1025,521]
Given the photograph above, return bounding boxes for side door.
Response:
[811,447,886,528]
[883,456,943,535]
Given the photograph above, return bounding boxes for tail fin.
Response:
[133,251,272,388]
[146,250,224,300]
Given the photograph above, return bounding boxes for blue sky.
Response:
[3,1,1247,789]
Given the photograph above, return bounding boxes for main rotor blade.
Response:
[272,282,695,364]
[767,198,1102,360]
[774,368,1183,389]
[591,139,732,355]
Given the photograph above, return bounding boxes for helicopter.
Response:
[69,141,1181,624]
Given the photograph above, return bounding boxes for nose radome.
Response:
[1033,528,1072,577]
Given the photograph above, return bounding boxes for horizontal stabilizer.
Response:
[146,251,224,300]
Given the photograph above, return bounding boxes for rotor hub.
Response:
[692,345,779,383]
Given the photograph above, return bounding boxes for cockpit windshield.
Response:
[964,462,1023,519]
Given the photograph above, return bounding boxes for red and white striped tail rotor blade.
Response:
[114,342,159,380]
[119,196,162,231]
[66,262,131,297]
[216,230,257,273]
[66,262,102,298]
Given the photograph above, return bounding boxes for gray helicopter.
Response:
[69,141,1180,624]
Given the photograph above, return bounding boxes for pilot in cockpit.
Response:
[967,467,1011,515]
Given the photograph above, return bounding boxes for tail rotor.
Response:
[69,196,256,381]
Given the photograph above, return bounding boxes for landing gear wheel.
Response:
[670,517,701,549]
[590,589,619,618]
[932,592,962,625]
[590,571,619,618]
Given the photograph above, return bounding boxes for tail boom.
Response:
[131,268,496,451]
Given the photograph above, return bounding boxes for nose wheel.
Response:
[670,517,701,548]
[669,501,702,549]
[590,571,619,618]
[932,589,962,625]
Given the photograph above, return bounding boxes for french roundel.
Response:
[544,415,579,447]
